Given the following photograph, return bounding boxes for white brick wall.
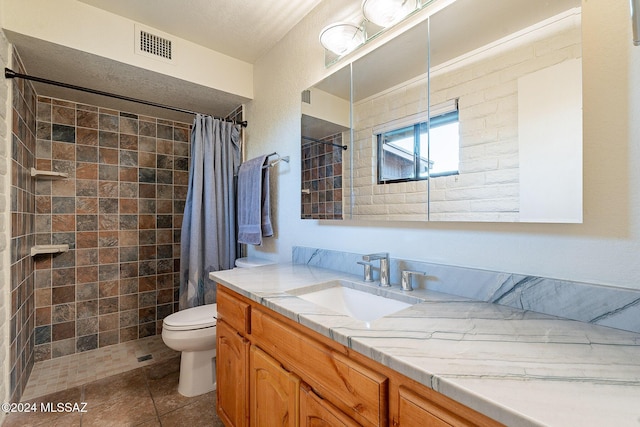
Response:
[0,28,12,422]
[348,15,580,222]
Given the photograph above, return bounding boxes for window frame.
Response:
[376,101,459,185]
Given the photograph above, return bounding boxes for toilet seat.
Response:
[163,304,217,331]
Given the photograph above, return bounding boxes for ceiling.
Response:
[6,0,322,123]
[78,0,323,64]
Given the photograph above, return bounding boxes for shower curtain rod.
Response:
[4,68,248,128]
[302,135,347,150]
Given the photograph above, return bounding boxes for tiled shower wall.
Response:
[31,96,191,362]
[0,30,10,414]
[8,48,37,402]
[301,134,343,220]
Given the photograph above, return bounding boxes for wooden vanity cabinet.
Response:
[250,346,300,427]
[217,319,250,427]
[216,285,503,427]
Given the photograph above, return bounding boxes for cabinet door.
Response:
[250,346,300,427]
[300,383,360,427]
[217,320,250,427]
[251,308,388,426]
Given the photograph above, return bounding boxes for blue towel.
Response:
[237,155,272,245]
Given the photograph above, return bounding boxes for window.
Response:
[377,101,459,184]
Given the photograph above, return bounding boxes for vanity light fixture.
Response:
[319,22,366,56]
[362,0,418,28]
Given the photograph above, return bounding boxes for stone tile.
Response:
[99,115,119,133]
[119,149,138,166]
[119,198,138,214]
[98,330,119,348]
[99,280,119,298]
[76,145,97,162]
[84,369,151,403]
[157,124,173,140]
[138,136,156,153]
[99,297,119,315]
[51,338,75,358]
[51,197,75,214]
[52,320,75,340]
[52,124,75,143]
[97,181,118,198]
[77,249,99,266]
[52,305,76,324]
[138,307,156,324]
[76,334,98,352]
[139,151,156,168]
[77,317,99,336]
[75,162,97,179]
[76,180,97,197]
[77,110,99,130]
[82,393,157,427]
[76,300,98,319]
[52,285,75,304]
[119,167,138,182]
[119,117,139,136]
[99,313,119,332]
[120,134,138,151]
[99,247,118,264]
[98,164,118,181]
[76,197,98,214]
[139,121,157,138]
[138,322,156,338]
[158,392,221,426]
[76,266,98,284]
[120,326,138,343]
[2,387,82,427]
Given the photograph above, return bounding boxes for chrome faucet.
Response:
[362,253,390,287]
[401,270,427,291]
[357,261,374,282]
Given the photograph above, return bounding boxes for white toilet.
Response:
[161,257,274,397]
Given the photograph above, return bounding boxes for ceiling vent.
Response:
[135,24,174,63]
[301,90,311,104]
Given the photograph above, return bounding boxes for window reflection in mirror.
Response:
[377,102,460,184]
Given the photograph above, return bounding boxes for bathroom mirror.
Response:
[301,65,351,220]
[426,0,582,222]
[302,0,583,223]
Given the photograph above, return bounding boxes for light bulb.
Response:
[319,22,365,56]
[362,0,417,28]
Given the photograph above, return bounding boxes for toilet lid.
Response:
[163,304,217,330]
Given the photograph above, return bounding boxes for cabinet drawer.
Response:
[396,385,502,427]
[217,286,251,334]
[300,383,360,427]
[252,308,388,427]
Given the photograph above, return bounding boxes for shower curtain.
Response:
[180,114,241,309]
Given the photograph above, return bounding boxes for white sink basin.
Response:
[290,280,420,323]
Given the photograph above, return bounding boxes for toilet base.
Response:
[178,348,217,397]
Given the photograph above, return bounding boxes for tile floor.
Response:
[3,336,224,426]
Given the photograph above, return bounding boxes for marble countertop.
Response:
[210,263,640,427]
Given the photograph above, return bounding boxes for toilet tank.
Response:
[234,257,274,268]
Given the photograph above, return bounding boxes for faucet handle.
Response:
[401,270,427,291]
[362,252,389,262]
[357,261,374,282]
